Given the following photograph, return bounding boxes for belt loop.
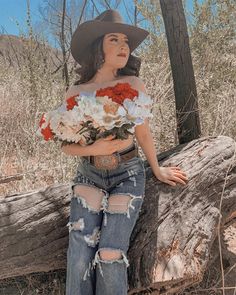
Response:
[115,151,121,163]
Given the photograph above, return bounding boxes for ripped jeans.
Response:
[66,152,146,295]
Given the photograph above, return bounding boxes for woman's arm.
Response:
[130,76,161,176]
[131,76,188,186]
[135,118,161,177]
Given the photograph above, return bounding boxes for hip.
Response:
[74,153,146,191]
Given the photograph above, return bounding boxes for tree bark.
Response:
[160,0,201,144]
[0,136,235,294]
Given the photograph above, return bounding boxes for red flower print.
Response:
[66,94,79,110]
[96,82,138,105]
[41,123,54,141]
[39,113,46,127]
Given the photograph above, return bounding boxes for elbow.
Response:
[61,147,68,155]
[61,143,70,155]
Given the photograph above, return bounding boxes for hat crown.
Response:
[71,9,149,64]
[95,9,124,23]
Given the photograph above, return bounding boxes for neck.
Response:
[91,65,119,84]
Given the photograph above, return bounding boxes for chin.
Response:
[116,62,127,68]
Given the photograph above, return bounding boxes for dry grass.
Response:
[0,270,66,295]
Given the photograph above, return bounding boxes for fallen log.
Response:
[127,135,236,294]
[0,135,235,294]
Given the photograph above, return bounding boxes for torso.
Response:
[71,76,136,153]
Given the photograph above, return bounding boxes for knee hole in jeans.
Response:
[107,194,131,213]
[73,184,105,212]
[99,249,122,261]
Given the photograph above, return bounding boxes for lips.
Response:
[117,53,127,57]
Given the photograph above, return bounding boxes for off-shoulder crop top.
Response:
[67,80,152,126]
[72,82,153,125]
[77,82,151,98]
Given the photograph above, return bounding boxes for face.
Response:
[102,32,130,69]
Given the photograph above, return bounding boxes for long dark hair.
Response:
[73,35,141,85]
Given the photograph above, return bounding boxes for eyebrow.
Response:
[107,34,128,40]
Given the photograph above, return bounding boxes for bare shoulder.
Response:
[127,76,147,94]
[64,84,82,100]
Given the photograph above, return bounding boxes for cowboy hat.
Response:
[71,9,149,64]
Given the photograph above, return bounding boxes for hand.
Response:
[90,134,125,156]
[155,166,188,187]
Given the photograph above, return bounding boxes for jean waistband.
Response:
[80,142,138,170]
[118,142,136,155]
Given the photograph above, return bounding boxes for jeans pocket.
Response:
[79,156,88,167]
[119,157,144,176]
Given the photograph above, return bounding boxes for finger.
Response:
[112,139,122,144]
[104,135,115,140]
[173,172,188,180]
[167,180,177,186]
[170,166,181,171]
[171,175,187,185]
[171,168,187,176]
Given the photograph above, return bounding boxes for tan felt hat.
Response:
[71,9,149,64]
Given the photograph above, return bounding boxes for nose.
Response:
[120,41,129,51]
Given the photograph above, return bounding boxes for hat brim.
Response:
[71,20,149,64]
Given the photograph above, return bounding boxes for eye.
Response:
[110,38,129,44]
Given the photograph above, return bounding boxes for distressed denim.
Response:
[66,150,146,295]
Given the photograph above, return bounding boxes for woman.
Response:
[63,9,188,295]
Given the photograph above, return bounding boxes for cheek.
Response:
[104,47,119,61]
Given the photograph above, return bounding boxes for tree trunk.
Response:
[160,0,201,144]
[0,136,235,294]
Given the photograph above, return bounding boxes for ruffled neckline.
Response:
[79,82,150,97]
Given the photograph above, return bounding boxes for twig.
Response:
[0,166,63,184]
